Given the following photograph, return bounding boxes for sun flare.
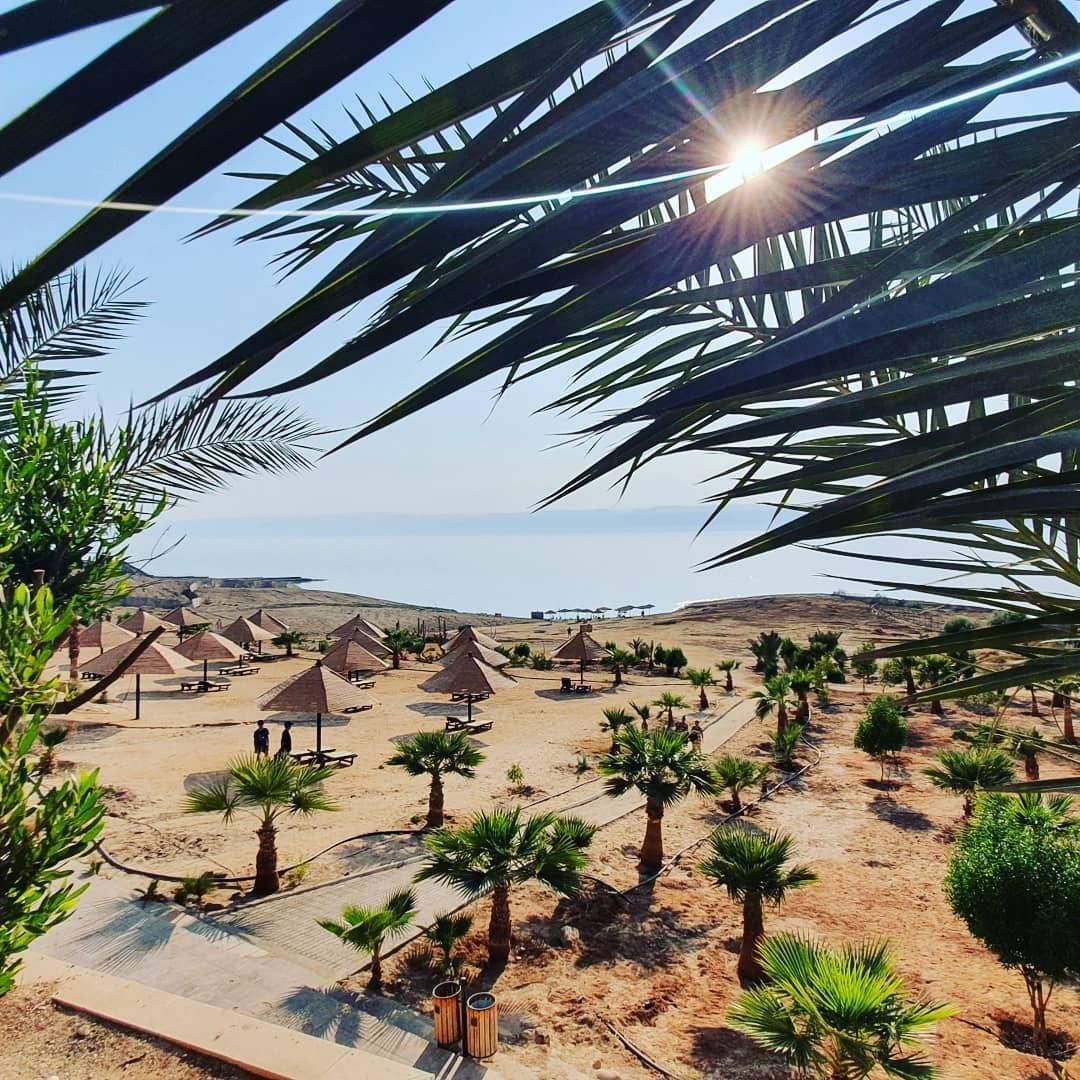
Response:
[731,139,767,179]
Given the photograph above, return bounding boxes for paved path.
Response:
[212,696,756,979]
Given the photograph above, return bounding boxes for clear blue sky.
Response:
[1,1,1072,537]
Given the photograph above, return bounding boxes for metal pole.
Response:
[316,712,323,756]
[135,672,141,720]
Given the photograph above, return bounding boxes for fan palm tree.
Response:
[1006,792,1078,834]
[598,726,715,869]
[685,667,715,711]
[386,731,484,828]
[729,933,954,1075]
[1051,678,1077,744]
[717,659,740,693]
[917,655,955,717]
[420,911,474,976]
[698,826,817,982]
[751,675,794,735]
[925,747,1016,816]
[628,638,647,662]
[628,700,652,730]
[653,692,687,724]
[788,668,815,725]
[713,755,770,814]
[318,888,416,991]
[184,755,337,895]
[608,648,634,687]
[415,806,595,965]
[1007,726,1047,781]
[272,630,303,658]
[384,628,418,670]
[600,706,633,751]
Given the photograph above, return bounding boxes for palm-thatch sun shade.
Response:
[79,619,137,654]
[328,613,385,640]
[552,629,612,682]
[249,608,289,634]
[437,641,509,669]
[332,627,390,658]
[221,616,275,651]
[175,629,246,687]
[322,637,389,678]
[117,608,170,635]
[257,660,375,759]
[81,638,194,719]
[443,626,499,654]
[420,651,517,723]
[162,606,209,627]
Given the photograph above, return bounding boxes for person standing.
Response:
[253,718,270,757]
[689,719,704,752]
[277,720,293,759]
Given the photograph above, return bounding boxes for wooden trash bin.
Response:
[432,981,462,1048]
[465,992,498,1058]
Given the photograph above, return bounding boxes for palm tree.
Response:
[421,911,474,976]
[1007,727,1047,781]
[1051,678,1077,744]
[384,628,418,670]
[729,933,954,1074]
[184,755,337,895]
[748,633,783,679]
[925,747,1016,816]
[600,706,633,751]
[415,806,595,965]
[598,726,715,869]
[653,692,687,724]
[768,723,804,769]
[318,888,416,991]
[272,630,303,658]
[750,675,794,735]
[608,648,634,687]
[386,731,484,828]
[628,701,652,730]
[628,638,647,662]
[685,666,715,711]
[698,826,817,982]
[1007,792,1078,834]
[717,659,740,693]
[713,755,770,814]
[788,668,814,725]
[917,655,953,717]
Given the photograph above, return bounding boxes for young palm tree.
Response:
[729,933,954,1073]
[698,826,817,982]
[272,630,303,657]
[924,747,1016,816]
[628,700,652,730]
[917,655,954,717]
[421,911,474,976]
[717,659,740,692]
[415,806,595,965]
[769,723,804,769]
[386,731,484,828]
[318,888,417,991]
[1007,792,1078,834]
[713,755,770,814]
[788,668,814,725]
[628,638,647,663]
[1052,678,1077,744]
[608,648,634,687]
[1006,726,1046,780]
[184,755,337,895]
[750,675,794,735]
[598,726,715,869]
[600,706,633,751]
[653,691,687,723]
[685,667,715,711]
[384,628,418,670]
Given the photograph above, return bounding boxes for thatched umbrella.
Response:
[444,625,499,655]
[356,617,387,640]
[322,637,389,680]
[438,641,509,669]
[257,660,374,760]
[333,627,390,659]
[221,616,275,653]
[81,639,194,719]
[175,630,245,689]
[162,606,210,642]
[80,619,137,655]
[117,608,170,635]
[329,614,380,639]
[552,628,612,683]
[420,651,517,723]
[250,608,289,634]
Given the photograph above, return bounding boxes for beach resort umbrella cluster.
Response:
[420,650,517,723]
[258,659,374,759]
[552,628,612,682]
[81,638,194,720]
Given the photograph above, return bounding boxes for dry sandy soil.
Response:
[0,979,251,1080]
[41,592,1076,1078]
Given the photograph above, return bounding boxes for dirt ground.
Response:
[48,591,1075,1078]
[0,979,251,1080]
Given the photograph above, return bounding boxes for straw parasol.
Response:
[221,616,275,652]
[250,608,289,634]
[175,629,246,688]
[443,625,499,655]
[117,608,170,635]
[437,641,509,669]
[257,660,375,760]
[328,613,388,641]
[80,619,137,655]
[162,606,210,641]
[552,628,612,683]
[322,637,389,679]
[81,638,194,719]
[420,651,517,723]
[336,628,390,658]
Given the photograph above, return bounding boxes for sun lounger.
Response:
[445,716,494,734]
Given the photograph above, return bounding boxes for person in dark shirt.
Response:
[277,720,293,759]
[253,718,270,757]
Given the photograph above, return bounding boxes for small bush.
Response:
[769,724,804,768]
[317,638,330,653]
[286,861,310,886]
[575,754,590,778]
[854,696,907,782]
[506,763,525,789]
[531,651,553,671]
[944,616,978,635]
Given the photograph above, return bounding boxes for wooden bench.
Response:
[343,703,374,713]
[291,749,356,768]
[221,665,259,676]
[179,680,231,693]
[80,671,103,681]
[445,716,494,734]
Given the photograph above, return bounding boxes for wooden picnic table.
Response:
[445,716,494,734]
[179,679,231,693]
[291,748,357,768]
[221,665,259,676]
[347,674,376,688]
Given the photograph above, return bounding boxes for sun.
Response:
[731,139,767,179]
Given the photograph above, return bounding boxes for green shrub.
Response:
[853,696,907,782]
